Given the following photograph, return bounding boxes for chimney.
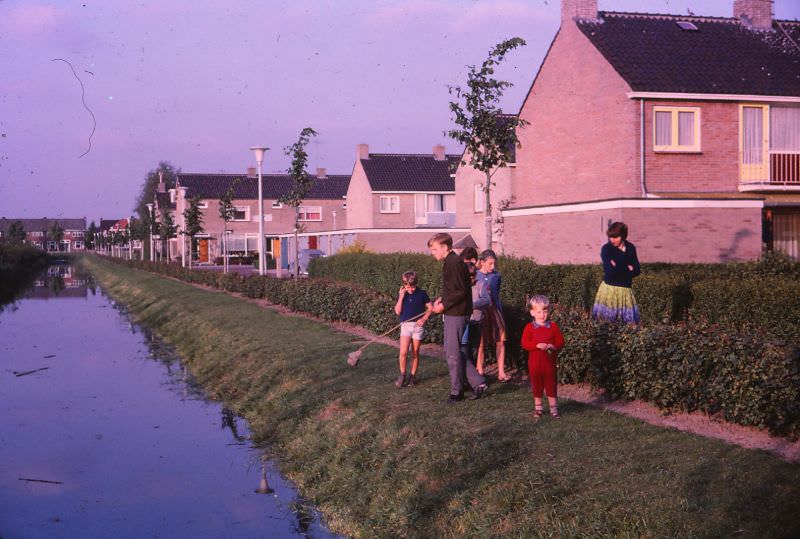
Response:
[432,144,446,161]
[734,0,773,30]
[316,167,327,179]
[561,0,598,23]
[356,143,370,161]
[247,166,257,178]
[157,170,166,193]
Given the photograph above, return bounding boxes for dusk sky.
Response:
[2,0,799,223]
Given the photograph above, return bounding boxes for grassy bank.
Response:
[80,255,800,538]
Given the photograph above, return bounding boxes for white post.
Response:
[128,216,133,260]
[146,203,154,262]
[250,146,269,276]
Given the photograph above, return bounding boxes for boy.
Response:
[393,271,432,388]
[429,233,487,402]
[520,295,564,418]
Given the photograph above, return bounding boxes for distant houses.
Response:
[0,218,87,252]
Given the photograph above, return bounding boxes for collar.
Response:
[532,321,551,329]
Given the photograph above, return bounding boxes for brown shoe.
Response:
[395,374,407,389]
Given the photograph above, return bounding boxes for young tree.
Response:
[279,127,317,279]
[218,180,240,273]
[47,221,65,252]
[182,195,204,269]
[447,37,528,250]
[160,210,177,261]
[7,220,27,244]
[86,221,98,250]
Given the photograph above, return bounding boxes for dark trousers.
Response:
[444,315,485,396]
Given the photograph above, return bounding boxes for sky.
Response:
[1,0,799,223]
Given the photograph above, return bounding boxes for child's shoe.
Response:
[406,373,417,387]
[550,407,561,419]
[395,373,407,389]
[533,407,544,420]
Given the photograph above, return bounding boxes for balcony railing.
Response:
[416,212,455,228]
[740,151,800,190]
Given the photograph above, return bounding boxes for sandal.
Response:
[533,408,544,419]
[550,408,561,419]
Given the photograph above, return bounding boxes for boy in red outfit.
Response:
[521,295,565,419]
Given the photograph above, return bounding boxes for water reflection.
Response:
[0,273,339,538]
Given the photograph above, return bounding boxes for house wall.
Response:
[371,193,415,228]
[351,229,471,254]
[503,204,762,263]
[454,161,514,253]
[644,100,740,193]
[514,23,640,207]
[345,161,374,229]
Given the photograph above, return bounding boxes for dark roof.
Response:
[155,192,175,210]
[360,154,460,192]
[577,13,800,96]
[0,218,86,232]
[99,219,120,232]
[178,173,350,200]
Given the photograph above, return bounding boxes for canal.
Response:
[0,265,339,538]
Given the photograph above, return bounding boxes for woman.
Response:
[592,222,641,324]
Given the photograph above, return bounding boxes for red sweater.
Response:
[521,321,565,360]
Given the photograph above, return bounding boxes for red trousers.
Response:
[528,352,557,399]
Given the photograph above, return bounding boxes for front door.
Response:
[198,239,209,263]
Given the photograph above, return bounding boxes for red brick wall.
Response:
[644,100,741,193]
[503,205,762,263]
[515,23,641,207]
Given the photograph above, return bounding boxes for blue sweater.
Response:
[601,241,641,288]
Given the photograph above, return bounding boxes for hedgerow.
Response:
[96,253,800,436]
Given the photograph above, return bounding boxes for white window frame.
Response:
[474,184,486,213]
[271,201,283,209]
[232,206,250,221]
[653,106,701,152]
[197,201,209,209]
[298,205,322,222]
[379,195,400,214]
[74,241,84,249]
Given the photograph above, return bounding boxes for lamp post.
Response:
[145,203,154,262]
[128,216,134,260]
[250,146,269,276]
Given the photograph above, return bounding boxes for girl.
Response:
[592,222,641,324]
[475,250,509,381]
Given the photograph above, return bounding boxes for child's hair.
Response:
[427,232,453,248]
[460,246,478,261]
[465,261,477,285]
[402,271,418,286]
[606,221,628,240]
[528,295,551,310]
[479,249,497,261]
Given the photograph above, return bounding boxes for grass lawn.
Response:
[82,256,800,538]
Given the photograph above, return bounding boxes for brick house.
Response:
[174,169,349,267]
[344,143,471,253]
[0,218,87,252]
[465,0,800,263]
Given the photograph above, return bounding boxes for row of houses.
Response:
[0,218,88,252]
[152,0,800,267]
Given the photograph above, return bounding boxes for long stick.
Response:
[347,311,427,366]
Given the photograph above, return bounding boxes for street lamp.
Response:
[128,215,134,260]
[145,203,154,262]
[250,146,269,276]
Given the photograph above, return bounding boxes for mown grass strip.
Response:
[81,256,800,539]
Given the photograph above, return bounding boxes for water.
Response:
[0,266,339,538]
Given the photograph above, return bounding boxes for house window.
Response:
[75,241,84,249]
[232,206,249,221]
[474,184,485,213]
[31,231,44,237]
[653,106,701,152]
[379,195,399,213]
[197,201,209,209]
[298,206,322,221]
[428,194,446,212]
[72,231,84,237]
[271,201,283,209]
[741,104,800,184]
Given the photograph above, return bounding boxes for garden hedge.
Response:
[96,254,800,437]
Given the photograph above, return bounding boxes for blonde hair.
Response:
[528,295,551,309]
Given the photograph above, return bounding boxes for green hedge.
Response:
[96,254,800,437]
[0,243,51,308]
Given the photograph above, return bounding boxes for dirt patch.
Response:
[182,277,800,463]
